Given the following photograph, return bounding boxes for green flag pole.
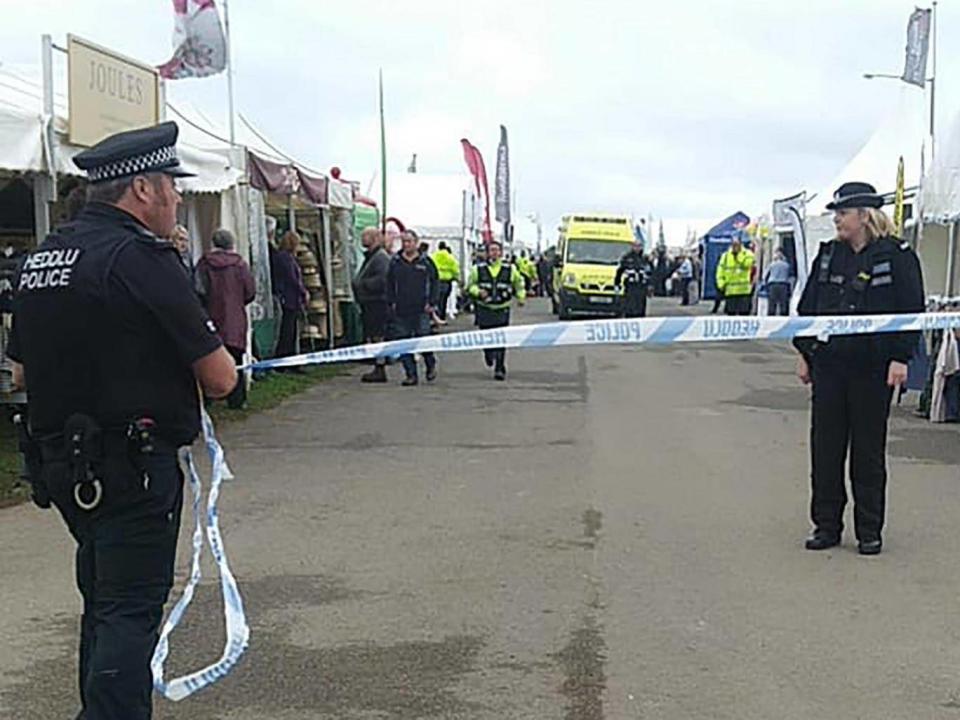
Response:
[379,69,387,232]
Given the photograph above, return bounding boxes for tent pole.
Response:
[930,1,937,158]
[320,206,335,349]
[946,221,957,297]
[33,34,57,244]
[224,0,236,145]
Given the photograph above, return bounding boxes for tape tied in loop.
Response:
[151,407,249,701]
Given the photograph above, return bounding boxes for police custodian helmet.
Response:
[825,181,885,211]
[73,121,195,183]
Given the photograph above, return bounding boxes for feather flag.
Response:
[460,139,493,243]
[901,8,932,88]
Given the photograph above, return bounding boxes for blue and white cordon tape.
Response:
[152,310,960,701]
[151,408,249,701]
[249,311,960,371]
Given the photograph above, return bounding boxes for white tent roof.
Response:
[921,110,960,223]
[0,67,242,193]
[373,173,474,228]
[809,85,928,216]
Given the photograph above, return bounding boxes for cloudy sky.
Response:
[2,0,956,244]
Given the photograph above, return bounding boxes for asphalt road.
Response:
[2,297,960,719]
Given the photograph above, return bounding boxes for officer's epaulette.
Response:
[126,223,170,247]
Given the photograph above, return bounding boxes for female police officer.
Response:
[8,122,236,719]
[794,182,924,556]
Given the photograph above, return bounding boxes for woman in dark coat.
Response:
[270,230,309,360]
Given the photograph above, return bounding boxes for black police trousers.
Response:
[724,294,752,315]
[623,285,648,318]
[50,451,184,720]
[476,305,510,372]
[810,358,893,542]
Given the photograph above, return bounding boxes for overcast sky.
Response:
[2,0,957,244]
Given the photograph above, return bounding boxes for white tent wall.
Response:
[922,108,960,224]
[916,223,951,296]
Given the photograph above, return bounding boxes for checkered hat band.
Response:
[87,145,178,182]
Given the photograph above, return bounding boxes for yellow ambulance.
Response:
[552,214,635,319]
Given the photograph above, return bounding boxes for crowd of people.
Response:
[352,227,527,384]
[170,218,801,400]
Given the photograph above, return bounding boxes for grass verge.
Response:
[206,365,347,426]
[0,364,348,507]
[0,414,28,508]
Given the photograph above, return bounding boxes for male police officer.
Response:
[615,240,652,317]
[8,121,237,720]
[467,240,526,380]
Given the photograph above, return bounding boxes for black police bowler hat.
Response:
[73,121,196,184]
[826,181,885,211]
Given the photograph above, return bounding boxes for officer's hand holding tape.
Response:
[796,355,812,385]
[887,360,908,388]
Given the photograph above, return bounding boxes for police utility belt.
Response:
[19,413,175,511]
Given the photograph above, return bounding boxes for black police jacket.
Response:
[8,203,223,445]
[615,251,652,287]
[793,236,925,365]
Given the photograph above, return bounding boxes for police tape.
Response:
[249,311,960,371]
[151,408,250,701]
[150,309,960,701]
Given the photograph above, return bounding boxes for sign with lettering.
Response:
[67,34,160,147]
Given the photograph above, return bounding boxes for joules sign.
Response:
[68,35,160,147]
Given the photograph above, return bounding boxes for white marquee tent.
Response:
[0,67,242,193]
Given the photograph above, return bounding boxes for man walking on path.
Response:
[764,249,793,316]
[353,227,392,383]
[537,254,553,299]
[386,231,439,386]
[518,251,537,296]
[197,228,256,408]
[716,237,755,316]
[431,241,460,321]
[467,240,526,381]
[675,253,694,306]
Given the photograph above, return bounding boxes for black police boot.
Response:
[425,367,438,383]
[805,529,840,551]
[858,538,882,556]
[494,367,506,381]
[361,365,387,383]
[401,375,419,387]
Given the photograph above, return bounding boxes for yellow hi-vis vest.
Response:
[716,248,755,297]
